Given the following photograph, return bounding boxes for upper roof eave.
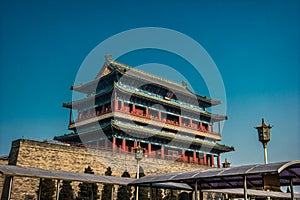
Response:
[112,61,220,107]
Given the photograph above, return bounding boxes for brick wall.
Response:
[0,158,8,198]
[1,139,212,199]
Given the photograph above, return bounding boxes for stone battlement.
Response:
[1,139,212,199]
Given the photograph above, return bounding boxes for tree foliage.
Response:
[178,192,192,200]
[36,178,55,200]
[206,192,213,200]
[214,192,223,200]
[117,170,132,200]
[151,188,163,200]
[101,167,114,200]
[59,180,74,200]
[77,166,99,200]
[163,189,178,200]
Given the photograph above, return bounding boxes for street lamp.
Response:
[134,142,143,200]
[254,118,273,164]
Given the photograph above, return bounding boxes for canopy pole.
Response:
[7,176,13,200]
[290,179,294,200]
[149,183,153,200]
[195,180,198,200]
[243,176,248,200]
[56,180,60,200]
[199,185,203,200]
[111,185,114,200]
[38,178,42,200]
[136,159,140,200]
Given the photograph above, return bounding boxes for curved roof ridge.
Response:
[111,60,186,89]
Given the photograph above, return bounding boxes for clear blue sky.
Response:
[0,0,299,167]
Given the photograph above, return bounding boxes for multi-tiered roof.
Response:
[55,55,234,167]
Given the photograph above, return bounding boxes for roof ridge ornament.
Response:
[105,54,113,64]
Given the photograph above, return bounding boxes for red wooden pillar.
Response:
[161,146,164,160]
[203,154,207,165]
[200,122,203,131]
[145,108,149,117]
[132,104,136,113]
[211,155,215,167]
[148,143,152,157]
[158,111,162,120]
[114,92,118,111]
[193,151,197,164]
[134,141,137,148]
[122,139,126,152]
[181,150,185,162]
[178,117,182,126]
[189,119,193,127]
[199,155,203,165]
[217,155,221,168]
[121,102,124,111]
[112,137,117,152]
[208,124,211,132]
[114,100,118,111]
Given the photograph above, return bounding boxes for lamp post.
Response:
[254,118,273,164]
[134,142,143,200]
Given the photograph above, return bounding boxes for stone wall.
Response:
[2,139,212,199]
[0,157,8,199]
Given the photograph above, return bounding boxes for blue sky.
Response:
[0,0,299,167]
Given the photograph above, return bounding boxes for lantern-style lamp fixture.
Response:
[134,142,143,161]
[255,118,273,164]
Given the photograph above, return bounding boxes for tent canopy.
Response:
[0,164,191,190]
[131,160,300,189]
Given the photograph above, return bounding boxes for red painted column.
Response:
[114,100,118,111]
[122,139,126,152]
[200,122,203,131]
[217,155,221,168]
[193,151,197,164]
[134,141,137,148]
[112,137,117,152]
[161,146,164,160]
[132,104,136,113]
[145,108,149,117]
[199,155,203,165]
[208,124,211,132]
[203,154,207,166]
[211,155,215,167]
[148,143,152,157]
[181,150,185,162]
[121,102,124,111]
[189,119,193,127]
[178,117,182,126]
